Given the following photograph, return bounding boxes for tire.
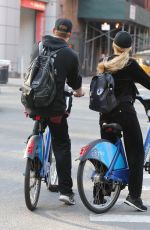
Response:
[77,159,121,214]
[24,158,41,211]
[46,148,59,192]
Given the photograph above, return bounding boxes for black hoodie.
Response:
[30,35,82,116]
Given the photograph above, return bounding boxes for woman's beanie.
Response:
[114,31,132,48]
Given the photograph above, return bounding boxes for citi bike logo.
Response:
[97,88,104,95]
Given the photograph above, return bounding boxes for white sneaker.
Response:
[59,193,75,205]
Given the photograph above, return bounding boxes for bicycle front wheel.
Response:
[24,158,41,211]
[77,159,121,214]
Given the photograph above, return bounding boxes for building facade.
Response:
[77,0,150,75]
[0,0,81,75]
[0,0,20,74]
[0,0,56,75]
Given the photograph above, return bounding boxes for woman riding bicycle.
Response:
[97,31,150,211]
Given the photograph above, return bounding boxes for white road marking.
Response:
[90,214,150,223]
[124,185,150,191]
[138,88,147,91]
[90,195,150,223]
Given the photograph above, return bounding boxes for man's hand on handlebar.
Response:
[73,87,85,97]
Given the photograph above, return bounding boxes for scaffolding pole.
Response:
[133,25,137,54]
[83,21,88,74]
[90,29,95,72]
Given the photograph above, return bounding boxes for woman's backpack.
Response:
[89,72,118,113]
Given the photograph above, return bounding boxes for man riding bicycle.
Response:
[29,18,84,205]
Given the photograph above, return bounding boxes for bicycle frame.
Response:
[144,123,150,164]
[79,108,150,186]
[40,127,52,178]
[79,137,129,185]
[24,124,52,178]
[104,138,129,184]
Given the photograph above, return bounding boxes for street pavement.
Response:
[0,77,150,230]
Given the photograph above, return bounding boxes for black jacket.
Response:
[30,35,82,116]
[110,56,150,98]
[99,56,150,115]
[107,56,150,113]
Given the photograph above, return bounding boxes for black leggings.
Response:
[100,104,144,198]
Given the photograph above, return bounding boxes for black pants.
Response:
[100,102,144,198]
[48,116,73,195]
[32,116,73,195]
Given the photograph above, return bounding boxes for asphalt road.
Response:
[0,77,150,230]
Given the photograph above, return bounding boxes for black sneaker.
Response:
[59,193,75,205]
[124,195,147,212]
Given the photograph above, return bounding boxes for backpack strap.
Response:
[49,47,66,57]
[38,41,65,57]
[102,57,109,73]
[103,56,109,62]
[38,41,44,54]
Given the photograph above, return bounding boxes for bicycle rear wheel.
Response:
[77,159,121,214]
[46,147,58,192]
[24,158,41,211]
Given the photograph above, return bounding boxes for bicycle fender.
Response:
[24,135,41,160]
[79,139,126,169]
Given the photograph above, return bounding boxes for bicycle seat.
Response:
[102,123,123,133]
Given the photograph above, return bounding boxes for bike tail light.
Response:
[35,116,41,121]
[80,145,91,157]
[106,127,113,132]
[27,139,35,154]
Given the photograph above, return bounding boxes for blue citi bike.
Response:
[77,95,150,214]
[24,91,72,211]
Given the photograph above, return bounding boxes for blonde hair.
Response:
[97,42,132,73]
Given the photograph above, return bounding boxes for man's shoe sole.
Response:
[124,200,147,212]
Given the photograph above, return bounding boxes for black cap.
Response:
[114,31,132,48]
[55,18,72,33]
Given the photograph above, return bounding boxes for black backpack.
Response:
[89,72,118,113]
[21,43,63,112]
